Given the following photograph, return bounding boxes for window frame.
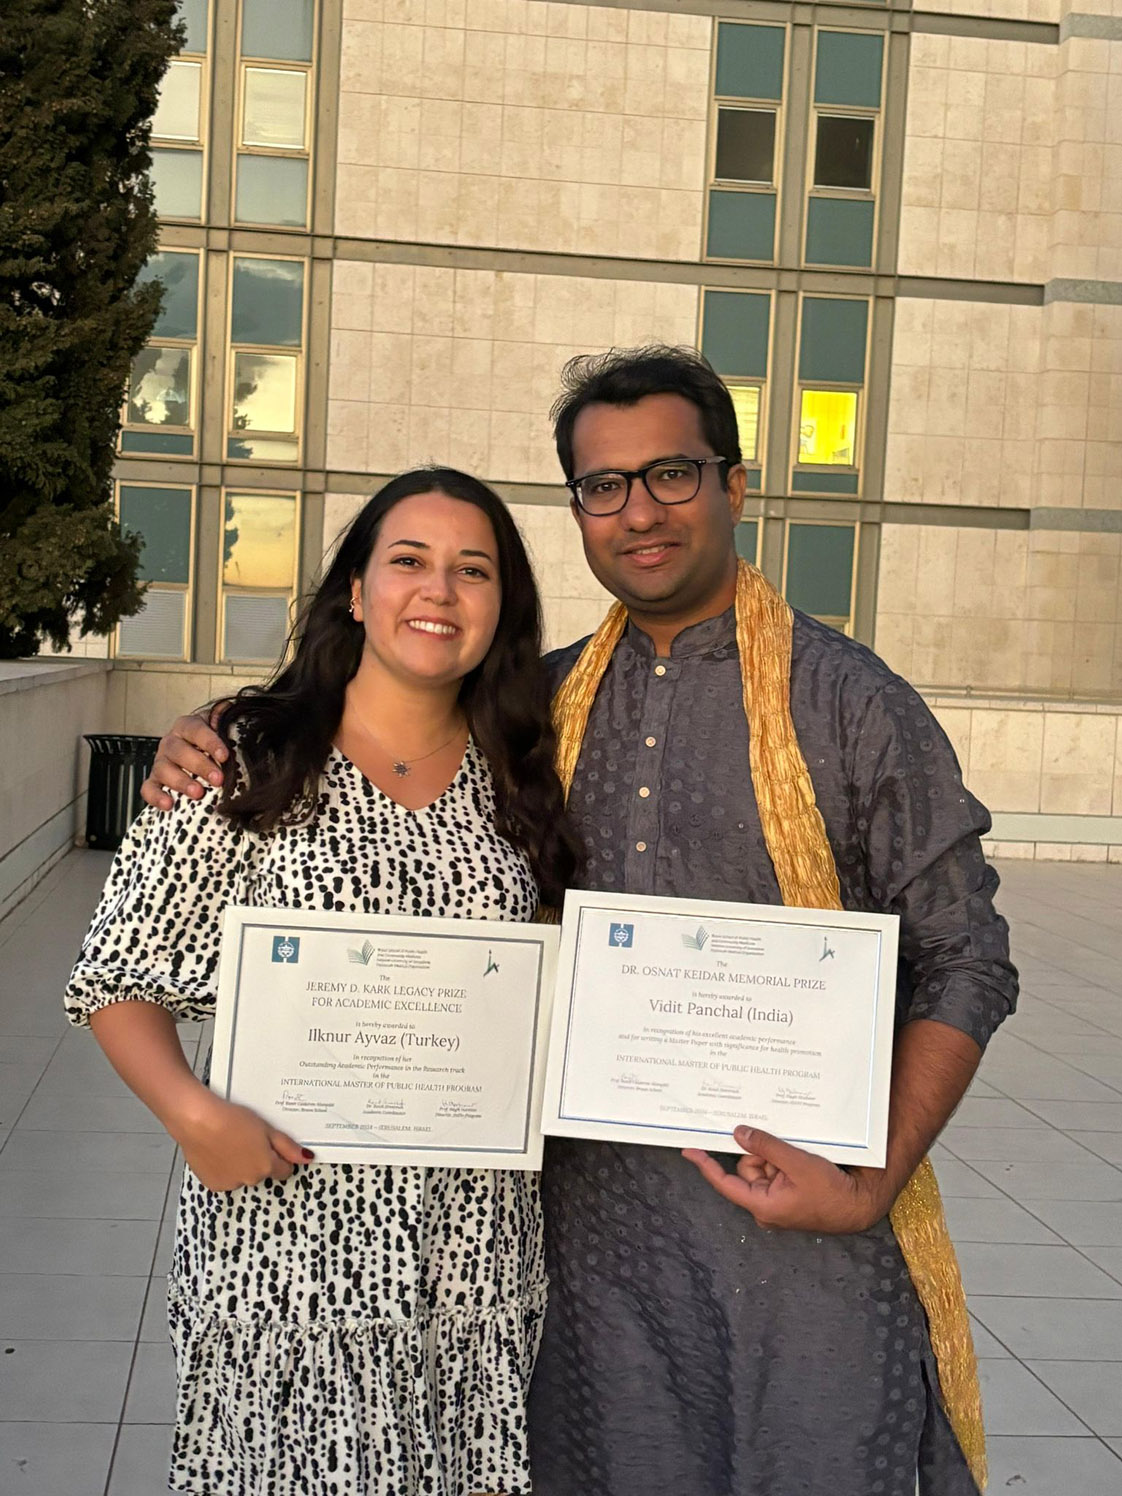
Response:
[216,487,301,664]
[781,518,860,636]
[225,253,308,466]
[119,248,202,458]
[803,26,886,269]
[113,481,197,661]
[795,385,862,471]
[704,20,789,266]
[791,294,869,493]
[232,1,317,229]
[697,287,772,491]
[150,31,210,223]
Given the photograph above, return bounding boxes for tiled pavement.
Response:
[1,850,1121,1494]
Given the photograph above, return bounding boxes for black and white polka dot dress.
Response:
[65,743,545,1496]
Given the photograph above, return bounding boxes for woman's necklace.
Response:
[356,721,466,777]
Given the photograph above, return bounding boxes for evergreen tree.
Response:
[0,0,182,657]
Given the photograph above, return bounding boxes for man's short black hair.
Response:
[550,345,742,481]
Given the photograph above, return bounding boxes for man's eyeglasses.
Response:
[566,456,729,517]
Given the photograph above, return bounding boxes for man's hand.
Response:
[168,1091,312,1193]
[140,713,228,809]
[683,1128,892,1234]
[685,1020,982,1233]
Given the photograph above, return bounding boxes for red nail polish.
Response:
[301,1148,314,1160]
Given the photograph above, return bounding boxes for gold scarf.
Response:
[552,559,986,1492]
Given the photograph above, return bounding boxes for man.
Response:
[142,347,1016,1496]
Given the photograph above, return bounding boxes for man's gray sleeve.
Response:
[849,678,1018,1051]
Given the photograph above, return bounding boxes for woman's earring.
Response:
[348,598,357,617]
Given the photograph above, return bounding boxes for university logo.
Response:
[272,935,300,964]
[609,922,634,949]
[681,925,710,951]
[348,939,375,966]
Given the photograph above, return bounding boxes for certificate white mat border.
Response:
[542,889,899,1166]
[213,906,557,1167]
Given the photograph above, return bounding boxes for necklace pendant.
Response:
[392,761,411,777]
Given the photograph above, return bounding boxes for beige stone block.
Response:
[902,138,944,209]
[897,206,940,276]
[872,613,915,678]
[974,211,1018,281]
[367,404,410,473]
[925,436,966,503]
[888,366,931,436]
[1040,712,1115,811]
[329,329,373,404]
[962,437,1004,507]
[1071,622,1115,692]
[916,527,961,613]
[937,208,979,278]
[931,705,972,772]
[931,301,976,369]
[326,400,371,472]
[978,144,1022,212]
[893,300,935,366]
[883,434,926,502]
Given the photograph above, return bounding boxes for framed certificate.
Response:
[212,907,559,1168]
[541,891,899,1167]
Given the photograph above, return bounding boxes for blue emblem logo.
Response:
[609,922,634,949]
[272,935,300,963]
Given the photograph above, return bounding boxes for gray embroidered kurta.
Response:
[528,607,1017,1496]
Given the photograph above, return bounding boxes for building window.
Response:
[783,521,857,633]
[706,23,785,263]
[234,0,315,229]
[798,390,858,467]
[805,31,883,269]
[227,256,305,463]
[151,1,209,221]
[121,250,200,457]
[700,289,770,492]
[736,518,760,566]
[220,490,299,663]
[793,297,868,496]
[116,484,194,659]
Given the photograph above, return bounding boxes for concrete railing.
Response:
[0,660,114,921]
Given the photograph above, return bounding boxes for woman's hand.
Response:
[169,1090,311,1192]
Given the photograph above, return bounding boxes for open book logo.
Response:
[348,939,375,966]
[681,926,710,951]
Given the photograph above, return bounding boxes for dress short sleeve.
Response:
[65,788,248,1028]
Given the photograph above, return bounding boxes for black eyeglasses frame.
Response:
[565,455,730,516]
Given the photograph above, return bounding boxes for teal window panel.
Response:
[805,198,875,268]
[139,252,199,340]
[735,519,759,563]
[815,33,884,110]
[119,487,192,584]
[235,155,309,228]
[790,470,860,494]
[242,0,314,62]
[120,429,195,456]
[744,469,762,492]
[151,148,203,219]
[701,291,770,379]
[798,298,868,385]
[176,0,207,52]
[785,524,855,618]
[231,258,305,347]
[707,191,776,262]
[716,23,785,101]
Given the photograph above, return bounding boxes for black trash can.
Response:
[83,734,161,851]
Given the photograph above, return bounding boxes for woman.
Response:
[65,468,582,1496]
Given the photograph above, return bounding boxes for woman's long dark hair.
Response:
[215,467,583,906]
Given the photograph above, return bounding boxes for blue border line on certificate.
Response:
[223,918,547,1155]
[556,901,885,1151]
